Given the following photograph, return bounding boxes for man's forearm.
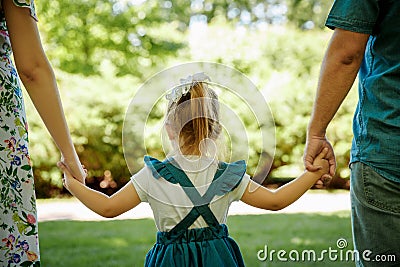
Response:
[308,28,369,137]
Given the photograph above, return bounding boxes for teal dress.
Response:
[143,156,246,267]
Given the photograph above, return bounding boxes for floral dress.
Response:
[0,1,40,266]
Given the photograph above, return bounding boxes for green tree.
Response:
[27,68,142,197]
[286,0,334,29]
[37,0,185,76]
[36,0,334,77]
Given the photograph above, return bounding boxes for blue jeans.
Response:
[350,162,400,267]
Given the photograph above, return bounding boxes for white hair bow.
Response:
[166,72,211,102]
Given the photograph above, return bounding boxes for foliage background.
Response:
[24,0,357,198]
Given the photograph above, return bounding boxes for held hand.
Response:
[303,135,336,177]
[313,147,330,174]
[313,174,333,189]
[60,155,86,184]
[57,161,74,189]
[310,147,332,189]
[57,161,88,189]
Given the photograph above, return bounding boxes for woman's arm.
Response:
[58,162,141,218]
[241,148,329,211]
[3,0,85,182]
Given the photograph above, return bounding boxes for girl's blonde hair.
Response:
[166,81,221,156]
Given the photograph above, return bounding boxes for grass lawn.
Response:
[39,212,354,267]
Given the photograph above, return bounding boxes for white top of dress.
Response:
[130,155,251,232]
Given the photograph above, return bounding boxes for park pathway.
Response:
[37,191,350,222]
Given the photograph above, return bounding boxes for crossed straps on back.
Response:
[163,159,227,237]
[143,155,247,239]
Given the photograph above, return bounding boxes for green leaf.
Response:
[6,165,12,176]
[25,225,37,236]
[21,165,32,171]
[20,261,34,267]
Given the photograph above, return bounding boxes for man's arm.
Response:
[305,28,370,176]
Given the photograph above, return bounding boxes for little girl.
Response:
[58,73,329,267]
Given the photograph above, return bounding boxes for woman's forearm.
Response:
[21,64,85,181]
[23,65,72,152]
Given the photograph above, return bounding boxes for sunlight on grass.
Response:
[39,212,353,267]
[290,237,317,246]
[109,237,130,247]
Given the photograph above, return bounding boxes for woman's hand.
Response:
[60,155,87,184]
[57,161,87,189]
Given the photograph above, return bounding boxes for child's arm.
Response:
[241,148,329,211]
[57,162,141,218]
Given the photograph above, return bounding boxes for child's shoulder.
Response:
[143,155,247,175]
[143,155,177,182]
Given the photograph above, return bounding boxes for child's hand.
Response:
[311,148,332,188]
[313,148,329,173]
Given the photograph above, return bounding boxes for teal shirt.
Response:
[326,0,400,183]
